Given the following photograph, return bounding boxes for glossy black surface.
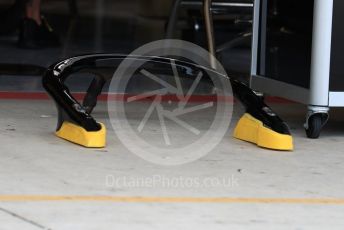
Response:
[232,79,290,135]
[43,53,291,135]
[43,54,220,131]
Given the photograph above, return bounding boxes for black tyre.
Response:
[305,114,323,139]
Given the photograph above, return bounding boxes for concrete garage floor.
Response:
[2,0,343,228]
[1,99,344,229]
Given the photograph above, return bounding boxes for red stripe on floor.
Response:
[0,91,294,103]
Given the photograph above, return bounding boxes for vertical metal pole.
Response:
[309,0,334,106]
[250,0,261,77]
[203,0,217,69]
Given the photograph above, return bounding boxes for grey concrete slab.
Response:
[0,208,41,230]
[0,100,344,229]
[1,202,344,230]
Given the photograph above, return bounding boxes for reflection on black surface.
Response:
[259,0,314,89]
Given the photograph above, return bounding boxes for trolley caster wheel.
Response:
[305,113,328,139]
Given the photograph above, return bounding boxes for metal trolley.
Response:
[250,0,344,138]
